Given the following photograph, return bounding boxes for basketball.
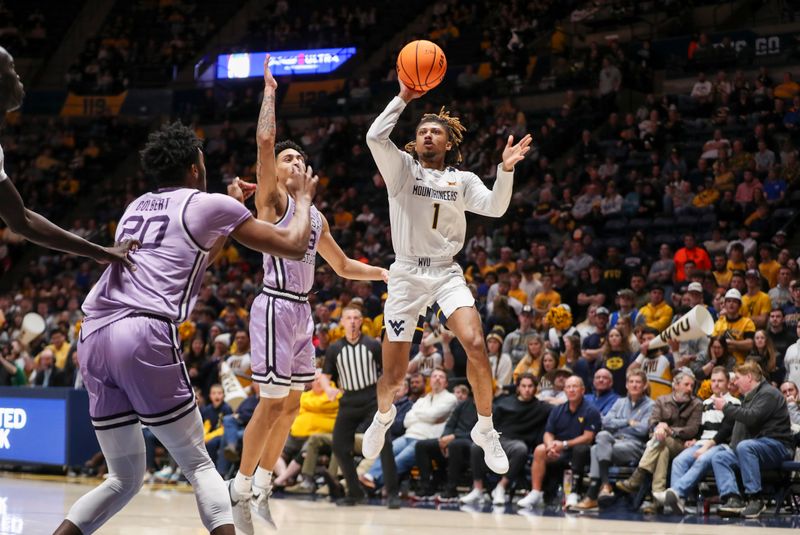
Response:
[396,40,447,92]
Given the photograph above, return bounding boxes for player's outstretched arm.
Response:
[463,134,532,218]
[254,54,280,219]
[231,165,317,260]
[317,215,388,282]
[365,79,425,196]
[0,179,138,269]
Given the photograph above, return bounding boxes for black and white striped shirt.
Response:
[323,335,382,392]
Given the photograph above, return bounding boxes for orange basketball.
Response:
[396,40,447,92]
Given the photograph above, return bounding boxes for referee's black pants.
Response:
[332,386,397,498]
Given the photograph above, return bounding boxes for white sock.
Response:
[253,467,273,492]
[476,414,494,431]
[376,409,394,424]
[234,471,253,496]
[530,489,542,498]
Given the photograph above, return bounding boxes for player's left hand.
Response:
[228,177,256,204]
[263,54,277,91]
[97,239,140,271]
[501,134,533,172]
[380,268,389,284]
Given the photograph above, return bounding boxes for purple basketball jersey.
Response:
[262,194,322,295]
[82,188,251,334]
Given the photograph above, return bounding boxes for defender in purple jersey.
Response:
[228,56,388,529]
[55,121,316,535]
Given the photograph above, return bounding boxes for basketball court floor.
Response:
[2,473,798,534]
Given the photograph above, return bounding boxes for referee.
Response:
[320,305,398,506]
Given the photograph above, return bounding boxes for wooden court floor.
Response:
[1,473,798,534]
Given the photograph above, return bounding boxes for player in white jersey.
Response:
[229,56,388,532]
[362,80,532,476]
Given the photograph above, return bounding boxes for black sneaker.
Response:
[742,498,765,519]
[412,485,435,501]
[718,495,745,516]
[387,495,402,509]
[336,494,368,507]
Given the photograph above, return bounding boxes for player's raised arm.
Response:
[463,134,532,218]
[317,214,389,282]
[365,80,425,195]
[231,164,317,260]
[254,54,280,219]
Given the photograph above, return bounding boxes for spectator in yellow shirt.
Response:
[726,243,746,272]
[464,248,495,283]
[774,71,800,100]
[712,253,733,288]
[508,271,529,306]
[637,286,674,332]
[36,329,71,369]
[532,273,561,315]
[712,288,755,364]
[741,269,772,328]
[758,244,781,288]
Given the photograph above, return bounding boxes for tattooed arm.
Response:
[254,54,282,222]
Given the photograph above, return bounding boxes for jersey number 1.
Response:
[432,203,440,229]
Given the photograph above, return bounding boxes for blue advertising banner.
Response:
[0,397,66,465]
[216,48,357,79]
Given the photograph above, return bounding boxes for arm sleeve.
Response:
[462,165,514,217]
[672,400,702,440]
[443,401,463,435]
[365,97,417,197]
[601,398,627,432]
[184,193,252,250]
[723,388,781,427]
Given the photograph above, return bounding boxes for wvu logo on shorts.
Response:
[387,319,405,336]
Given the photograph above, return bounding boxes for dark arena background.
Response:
[1,0,800,533]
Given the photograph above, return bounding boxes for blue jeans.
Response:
[366,435,418,487]
[671,442,722,498]
[216,414,245,476]
[711,438,792,497]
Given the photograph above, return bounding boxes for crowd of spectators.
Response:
[2,0,800,521]
[0,1,81,59]
[66,0,236,94]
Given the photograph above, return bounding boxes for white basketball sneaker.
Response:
[252,486,277,530]
[470,425,509,474]
[227,480,254,535]
[361,405,397,460]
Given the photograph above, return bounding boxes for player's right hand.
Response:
[398,78,427,102]
[97,239,140,271]
[264,54,277,91]
[294,164,318,202]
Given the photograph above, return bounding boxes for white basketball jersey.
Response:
[366,97,514,260]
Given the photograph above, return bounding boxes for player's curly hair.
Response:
[275,140,309,162]
[405,107,466,165]
[140,121,203,186]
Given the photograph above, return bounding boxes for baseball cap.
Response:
[776,230,787,237]
[595,306,610,316]
[745,269,760,279]
[687,282,703,293]
[521,305,534,315]
[724,288,742,302]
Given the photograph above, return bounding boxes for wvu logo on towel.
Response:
[578,417,584,423]
[387,319,405,336]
